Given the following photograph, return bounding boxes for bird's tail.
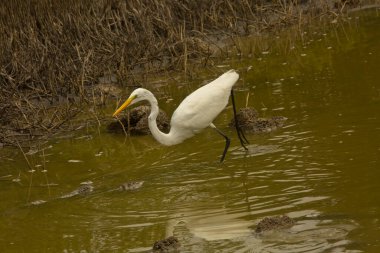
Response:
[221,69,239,87]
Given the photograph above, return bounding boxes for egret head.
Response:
[112,88,154,117]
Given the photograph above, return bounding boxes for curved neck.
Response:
[147,97,178,146]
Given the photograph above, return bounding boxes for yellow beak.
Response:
[112,95,135,117]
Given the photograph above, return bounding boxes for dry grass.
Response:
[0,0,367,146]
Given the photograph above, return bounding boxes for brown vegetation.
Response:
[0,0,367,146]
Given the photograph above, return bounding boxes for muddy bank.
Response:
[107,105,169,135]
[1,0,377,147]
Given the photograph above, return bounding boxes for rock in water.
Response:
[152,236,180,253]
[230,107,287,133]
[119,181,144,191]
[248,116,287,133]
[230,107,259,127]
[107,105,169,135]
[255,215,295,233]
[60,182,94,199]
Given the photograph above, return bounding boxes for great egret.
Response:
[113,69,248,162]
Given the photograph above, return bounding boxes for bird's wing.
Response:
[170,85,228,131]
[171,70,239,131]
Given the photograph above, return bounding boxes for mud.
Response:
[59,182,94,199]
[152,236,180,253]
[107,105,169,135]
[255,215,295,233]
[119,181,144,191]
[230,107,287,133]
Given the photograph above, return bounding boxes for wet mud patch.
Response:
[152,236,181,253]
[59,181,94,199]
[107,105,169,135]
[119,181,144,191]
[230,107,287,133]
[255,215,295,233]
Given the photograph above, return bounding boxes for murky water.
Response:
[1,9,380,253]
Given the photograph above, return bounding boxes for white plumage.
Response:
[113,69,242,161]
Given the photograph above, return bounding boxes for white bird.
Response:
[113,69,248,162]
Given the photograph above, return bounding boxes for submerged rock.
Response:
[119,181,144,191]
[107,105,169,135]
[231,107,260,126]
[255,215,295,233]
[60,182,94,199]
[230,107,287,133]
[152,236,180,253]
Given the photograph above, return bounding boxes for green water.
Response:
[1,9,380,253]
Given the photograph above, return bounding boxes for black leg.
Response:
[230,89,249,150]
[212,126,231,163]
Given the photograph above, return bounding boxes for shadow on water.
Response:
[1,8,380,253]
